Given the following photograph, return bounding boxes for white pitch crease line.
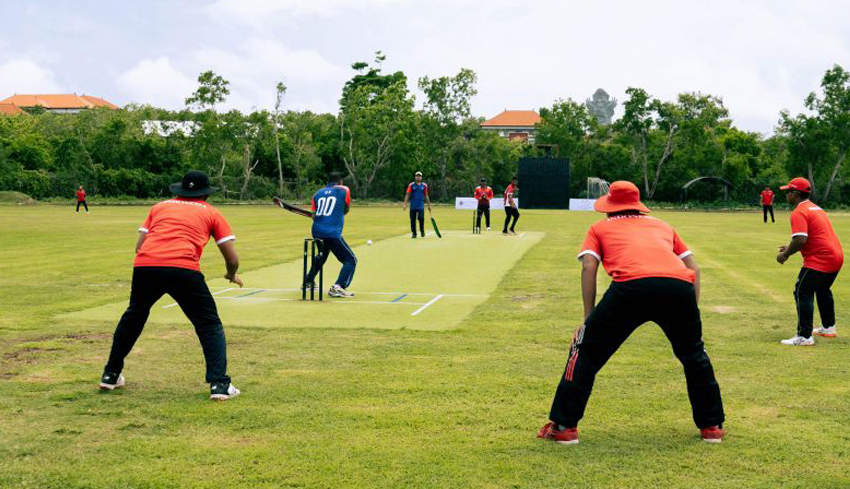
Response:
[410,294,444,316]
[207,287,486,298]
[162,287,234,309]
[216,297,427,306]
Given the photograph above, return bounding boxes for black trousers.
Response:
[763,205,774,223]
[794,267,839,338]
[548,278,724,429]
[476,205,490,228]
[76,200,88,212]
[410,208,425,236]
[503,206,519,232]
[104,266,230,384]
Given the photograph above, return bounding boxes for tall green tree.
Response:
[338,56,416,198]
[418,68,478,198]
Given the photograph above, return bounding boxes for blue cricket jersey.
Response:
[311,184,351,238]
[407,182,428,211]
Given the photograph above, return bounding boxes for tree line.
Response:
[1,54,849,205]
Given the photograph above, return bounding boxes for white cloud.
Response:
[116,57,196,108]
[190,38,348,112]
[0,59,62,95]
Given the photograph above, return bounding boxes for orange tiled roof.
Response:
[480,110,540,127]
[0,94,118,110]
[0,103,26,115]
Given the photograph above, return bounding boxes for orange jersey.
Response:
[134,198,235,271]
[760,190,774,205]
[474,186,494,205]
[790,200,843,273]
[578,215,695,283]
[76,189,86,201]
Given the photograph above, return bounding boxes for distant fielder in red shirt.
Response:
[76,185,89,213]
[776,177,843,345]
[760,187,774,223]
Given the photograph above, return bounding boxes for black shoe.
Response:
[99,371,125,391]
[411,233,417,238]
[210,382,241,401]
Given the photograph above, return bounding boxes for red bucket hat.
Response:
[594,181,651,214]
[779,177,811,192]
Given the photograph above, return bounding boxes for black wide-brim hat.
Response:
[169,170,218,197]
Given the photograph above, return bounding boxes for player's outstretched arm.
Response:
[218,240,243,287]
[580,254,599,320]
[777,236,807,264]
[135,231,147,253]
[682,255,701,304]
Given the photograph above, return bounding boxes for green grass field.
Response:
[1,204,848,489]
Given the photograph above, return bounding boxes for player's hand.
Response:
[402,204,406,211]
[776,252,788,265]
[778,245,788,253]
[225,273,244,287]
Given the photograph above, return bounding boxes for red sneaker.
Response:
[700,425,724,443]
[537,422,579,444]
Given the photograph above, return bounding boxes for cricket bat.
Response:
[272,196,313,218]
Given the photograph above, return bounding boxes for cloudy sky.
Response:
[0,0,847,134]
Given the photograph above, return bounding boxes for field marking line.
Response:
[207,287,485,298]
[163,287,234,309]
[390,293,408,303]
[236,289,266,298]
[410,294,444,316]
[216,296,427,306]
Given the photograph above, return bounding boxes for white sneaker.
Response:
[210,383,240,401]
[486,227,491,231]
[814,326,837,338]
[328,285,354,298]
[99,373,125,391]
[780,335,815,346]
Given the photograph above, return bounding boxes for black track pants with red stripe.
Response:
[548,277,725,429]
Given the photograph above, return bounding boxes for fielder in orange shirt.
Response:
[776,177,843,345]
[537,181,725,444]
[99,171,244,400]
[760,186,774,223]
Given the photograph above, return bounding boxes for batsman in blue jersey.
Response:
[303,172,357,298]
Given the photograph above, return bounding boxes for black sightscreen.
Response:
[517,157,570,209]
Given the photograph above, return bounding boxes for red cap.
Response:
[594,181,651,214]
[780,177,811,192]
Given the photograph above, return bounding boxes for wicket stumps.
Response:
[302,238,324,301]
[472,210,481,234]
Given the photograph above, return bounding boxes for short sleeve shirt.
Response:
[474,186,494,206]
[789,201,843,273]
[761,190,774,205]
[504,184,517,207]
[311,185,351,238]
[407,182,428,211]
[134,198,235,271]
[76,189,86,201]
[578,214,696,283]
